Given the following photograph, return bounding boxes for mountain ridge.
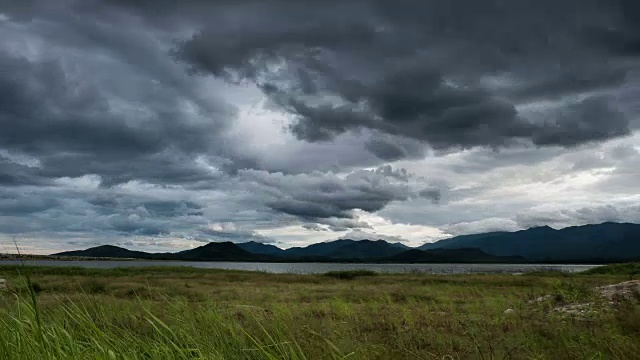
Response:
[56,242,265,262]
[52,222,640,263]
[419,222,640,261]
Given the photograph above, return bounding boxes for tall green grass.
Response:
[0,266,639,359]
[0,292,352,359]
[0,264,329,359]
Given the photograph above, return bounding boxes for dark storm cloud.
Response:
[364,136,426,161]
[3,0,635,173]
[0,51,232,185]
[0,0,242,188]
[589,0,640,56]
[0,194,59,216]
[171,0,637,153]
[0,159,49,186]
[0,180,214,238]
[1,0,638,251]
[0,55,158,155]
[240,166,438,223]
[507,67,629,102]
[88,196,204,218]
[531,96,630,147]
[364,140,409,161]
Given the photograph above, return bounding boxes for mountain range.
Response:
[419,222,640,261]
[54,222,640,263]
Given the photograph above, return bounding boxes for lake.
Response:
[0,260,600,274]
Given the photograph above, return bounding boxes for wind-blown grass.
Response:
[583,262,640,278]
[0,265,639,359]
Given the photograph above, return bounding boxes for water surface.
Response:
[0,260,600,274]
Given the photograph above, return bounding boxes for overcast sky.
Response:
[1,0,639,254]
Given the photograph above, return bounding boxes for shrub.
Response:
[583,263,640,279]
[323,270,378,280]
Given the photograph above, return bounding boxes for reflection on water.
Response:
[0,260,600,274]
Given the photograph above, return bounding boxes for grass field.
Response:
[0,265,639,359]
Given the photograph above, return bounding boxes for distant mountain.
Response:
[419,232,509,251]
[419,222,640,261]
[389,242,411,250]
[54,239,413,262]
[55,242,264,262]
[320,240,409,259]
[282,239,356,258]
[55,245,152,259]
[385,248,524,263]
[282,239,408,260]
[172,242,259,261]
[53,223,640,263]
[236,241,286,256]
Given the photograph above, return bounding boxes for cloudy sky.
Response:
[1,0,639,254]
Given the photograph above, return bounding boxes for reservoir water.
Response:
[0,260,600,274]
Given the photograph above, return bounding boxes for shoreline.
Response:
[0,253,614,265]
[0,259,601,276]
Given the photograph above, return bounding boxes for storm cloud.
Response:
[173,0,637,153]
[0,0,638,252]
[240,166,437,221]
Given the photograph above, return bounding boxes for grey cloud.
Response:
[88,197,204,219]
[1,0,639,252]
[609,144,639,159]
[365,140,409,161]
[373,165,410,181]
[0,158,50,186]
[507,66,628,102]
[0,174,213,238]
[301,223,329,232]
[444,147,567,175]
[532,96,630,147]
[442,218,522,236]
[195,225,272,243]
[171,0,638,155]
[240,166,438,223]
[107,215,170,236]
[0,10,234,187]
[439,203,640,236]
[516,204,640,229]
[0,2,394,184]
[0,53,166,156]
[588,0,640,56]
[591,145,640,195]
[266,64,533,150]
[567,143,639,172]
[315,218,373,232]
[0,194,59,216]
[340,230,409,243]
[364,136,426,161]
[418,189,441,204]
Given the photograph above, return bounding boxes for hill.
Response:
[54,242,264,262]
[55,245,152,259]
[419,222,640,261]
[281,239,409,260]
[171,242,259,261]
[236,241,286,256]
[52,222,640,263]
